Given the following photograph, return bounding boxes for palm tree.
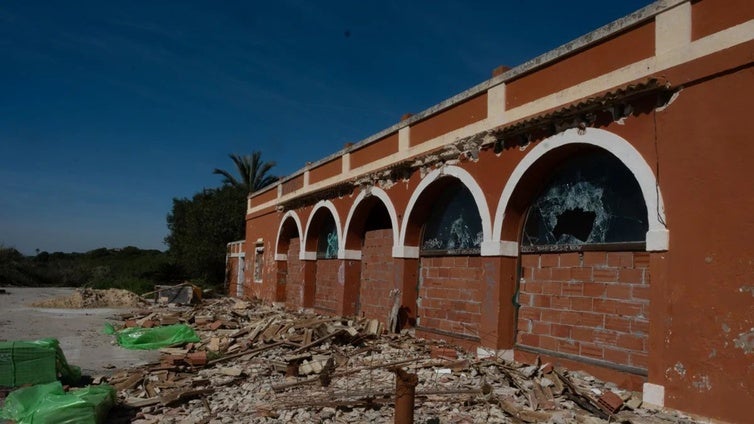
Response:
[213,152,278,194]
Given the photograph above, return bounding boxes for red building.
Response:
[226,0,754,421]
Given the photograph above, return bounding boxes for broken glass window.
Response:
[421,181,483,256]
[317,219,339,259]
[522,150,647,252]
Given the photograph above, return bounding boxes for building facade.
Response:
[226,1,754,421]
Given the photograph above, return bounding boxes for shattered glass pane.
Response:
[317,219,339,259]
[522,151,647,251]
[421,181,482,255]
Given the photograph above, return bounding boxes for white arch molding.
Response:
[397,165,493,258]
[341,187,400,261]
[274,210,303,261]
[491,127,669,255]
[302,200,343,261]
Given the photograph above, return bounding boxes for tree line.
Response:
[0,151,277,294]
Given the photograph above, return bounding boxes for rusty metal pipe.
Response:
[394,367,418,424]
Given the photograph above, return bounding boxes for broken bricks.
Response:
[103,297,703,424]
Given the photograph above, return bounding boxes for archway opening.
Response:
[306,208,340,313]
[277,215,301,307]
[408,177,485,342]
[353,200,395,321]
[513,147,651,374]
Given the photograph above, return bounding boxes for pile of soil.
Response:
[30,288,146,309]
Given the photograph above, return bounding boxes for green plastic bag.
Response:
[0,382,115,424]
[0,338,81,387]
[107,323,200,350]
[0,381,62,421]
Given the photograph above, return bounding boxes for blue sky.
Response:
[0,0,651,255]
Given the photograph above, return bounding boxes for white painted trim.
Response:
[492,128,669,252]
[228,252,245,258]
[274,254,287,261]
[393,246,419,259]
[643,382,665,407]
[399,165,492,255]
[487,83,507,128]
[275,210,303,256]
[303,199,344,254]
[481,240,519,257]
[398,126,410,151]
[338,249,362,260]
[300,251,317,261]
[342,152,351,173]
[343,186,400,255]
[646,229,670,251]
[655,1,691,55]
[303,170,310,187]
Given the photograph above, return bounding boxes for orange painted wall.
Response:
[243,209,280,300]
[691,0,754,40]
[645,61,754,421]
[506,21,655,109]
[252,187,276,205]
[350,134,399,170]
[410,93,487,146]
[281,174,304,196]
[309,157,342,184]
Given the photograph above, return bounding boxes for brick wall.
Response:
[314,259,340,313]
[360,229,394,321]
[418,256,483,339]
[285,238,303,309]
[517,251,650,369]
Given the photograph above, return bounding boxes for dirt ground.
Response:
[0,287,160,376]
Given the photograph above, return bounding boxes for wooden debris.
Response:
[102,296,698,424]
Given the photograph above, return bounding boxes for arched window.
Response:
[421,181,483,256]
[317,218,338,259]
[522,150,648,252]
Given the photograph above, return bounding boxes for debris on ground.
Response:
[91,297,704,424]
[143,282,202,305]
[30,288,147,309]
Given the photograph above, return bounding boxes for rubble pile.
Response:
[101,298,701,424]
[30,288,146,309]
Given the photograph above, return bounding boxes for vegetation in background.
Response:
[0,245,179,294]
[0,151,277,293]
[165,185,246,288]
[212,151,278,194]
[165,151,278,290]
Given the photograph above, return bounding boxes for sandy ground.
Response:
[0,287,160,376]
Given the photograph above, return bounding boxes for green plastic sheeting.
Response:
[104,323,200,350]
[0,338,81,387]
[0,381,115,424]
